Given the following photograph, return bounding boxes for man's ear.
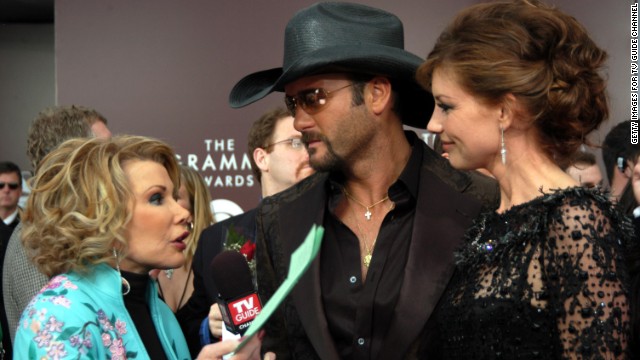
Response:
[253,148,269,173]
[623,158,634,178]
[368,77,393,115]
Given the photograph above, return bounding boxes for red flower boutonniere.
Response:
[240,240,256,262]
[224,226,256,276]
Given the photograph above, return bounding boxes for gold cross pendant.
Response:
[363,254,372,267]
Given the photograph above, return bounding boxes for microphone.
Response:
[211,250,262,336]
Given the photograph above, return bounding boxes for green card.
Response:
[233,224,324,353]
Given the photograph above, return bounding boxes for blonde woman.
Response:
[14,135,192,359]
[158,165,215,312]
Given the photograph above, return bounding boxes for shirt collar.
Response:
[3,208,19,226]
[328,130,423,201]
[395,131,422,200]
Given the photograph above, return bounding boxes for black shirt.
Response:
[121,271,168,360]
[321,132,422,360]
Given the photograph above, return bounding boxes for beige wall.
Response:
[0,0,633,212]
[0,24,54,171]
[54,0,480,212]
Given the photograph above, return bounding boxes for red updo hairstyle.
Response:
[417,0,608,169]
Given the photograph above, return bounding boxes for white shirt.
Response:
[3,208,18,226]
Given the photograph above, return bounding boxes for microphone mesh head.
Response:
[211,250,254,299]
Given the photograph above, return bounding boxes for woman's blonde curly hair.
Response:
[21,135,180,277]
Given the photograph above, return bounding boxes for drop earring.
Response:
[113,248,131,296]
[500,125,507,165]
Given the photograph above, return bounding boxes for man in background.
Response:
[0,161,22,357]
[602,120,640,215]
[0,162,22,232]
[177,107,314,357]
[2,105,111,347]
[564,151,603,189]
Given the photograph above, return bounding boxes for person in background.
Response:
[158,165,215,312]
[0,162,22,231]
[628,156,640,355]
[628,157,640,220]
[0,161,22,358]
[13,135,191,358]
[177,107,314,357]
[602,119,640,215]
[249,107,315,196]
[2,105,112,346]
[228,2,499,358]
[564,151,604,189]
[417,0,630,357]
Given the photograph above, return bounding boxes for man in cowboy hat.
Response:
[229,2,498,359]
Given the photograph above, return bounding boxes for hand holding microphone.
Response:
[206,225,324,357]
[208,303,224,339]
[211,251,263,338]
[196,330,275,360]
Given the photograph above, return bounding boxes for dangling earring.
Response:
[113,248,131,296]
[500,125,507,165]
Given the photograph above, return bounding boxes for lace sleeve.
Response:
[543,198,629,359]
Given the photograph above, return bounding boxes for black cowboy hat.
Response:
[228,2,433,128]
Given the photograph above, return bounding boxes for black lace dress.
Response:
[424,188,632,359]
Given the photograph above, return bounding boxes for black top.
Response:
[176,208,258,358]
[423,188,632,359]
[0,215,18,359]
[321,137,422,360]
[120,270,168,360]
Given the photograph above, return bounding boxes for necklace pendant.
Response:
[364,209,372,220]
[363,254,372,267]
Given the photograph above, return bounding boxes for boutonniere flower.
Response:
[240,241,256,262]
[224,226,256,276]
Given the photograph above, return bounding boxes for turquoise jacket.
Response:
[14,263,191,359]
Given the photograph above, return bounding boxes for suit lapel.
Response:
[279,180,340,360]
[269,143,487,359]
[377,155,479,359]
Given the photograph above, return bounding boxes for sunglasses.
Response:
[0,182,19,190]
[284,83,353,117]
[265,138,304,150]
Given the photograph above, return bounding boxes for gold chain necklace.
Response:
[349,206,377,268]
[343,187,389,221]
[348,201,395,268]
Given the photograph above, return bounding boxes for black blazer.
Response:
[0,214,19,254]
[256,140,499,360]
[176,208,257,358]
[0,214,18,359]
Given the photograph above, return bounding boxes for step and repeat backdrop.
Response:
[54,0,632,217]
